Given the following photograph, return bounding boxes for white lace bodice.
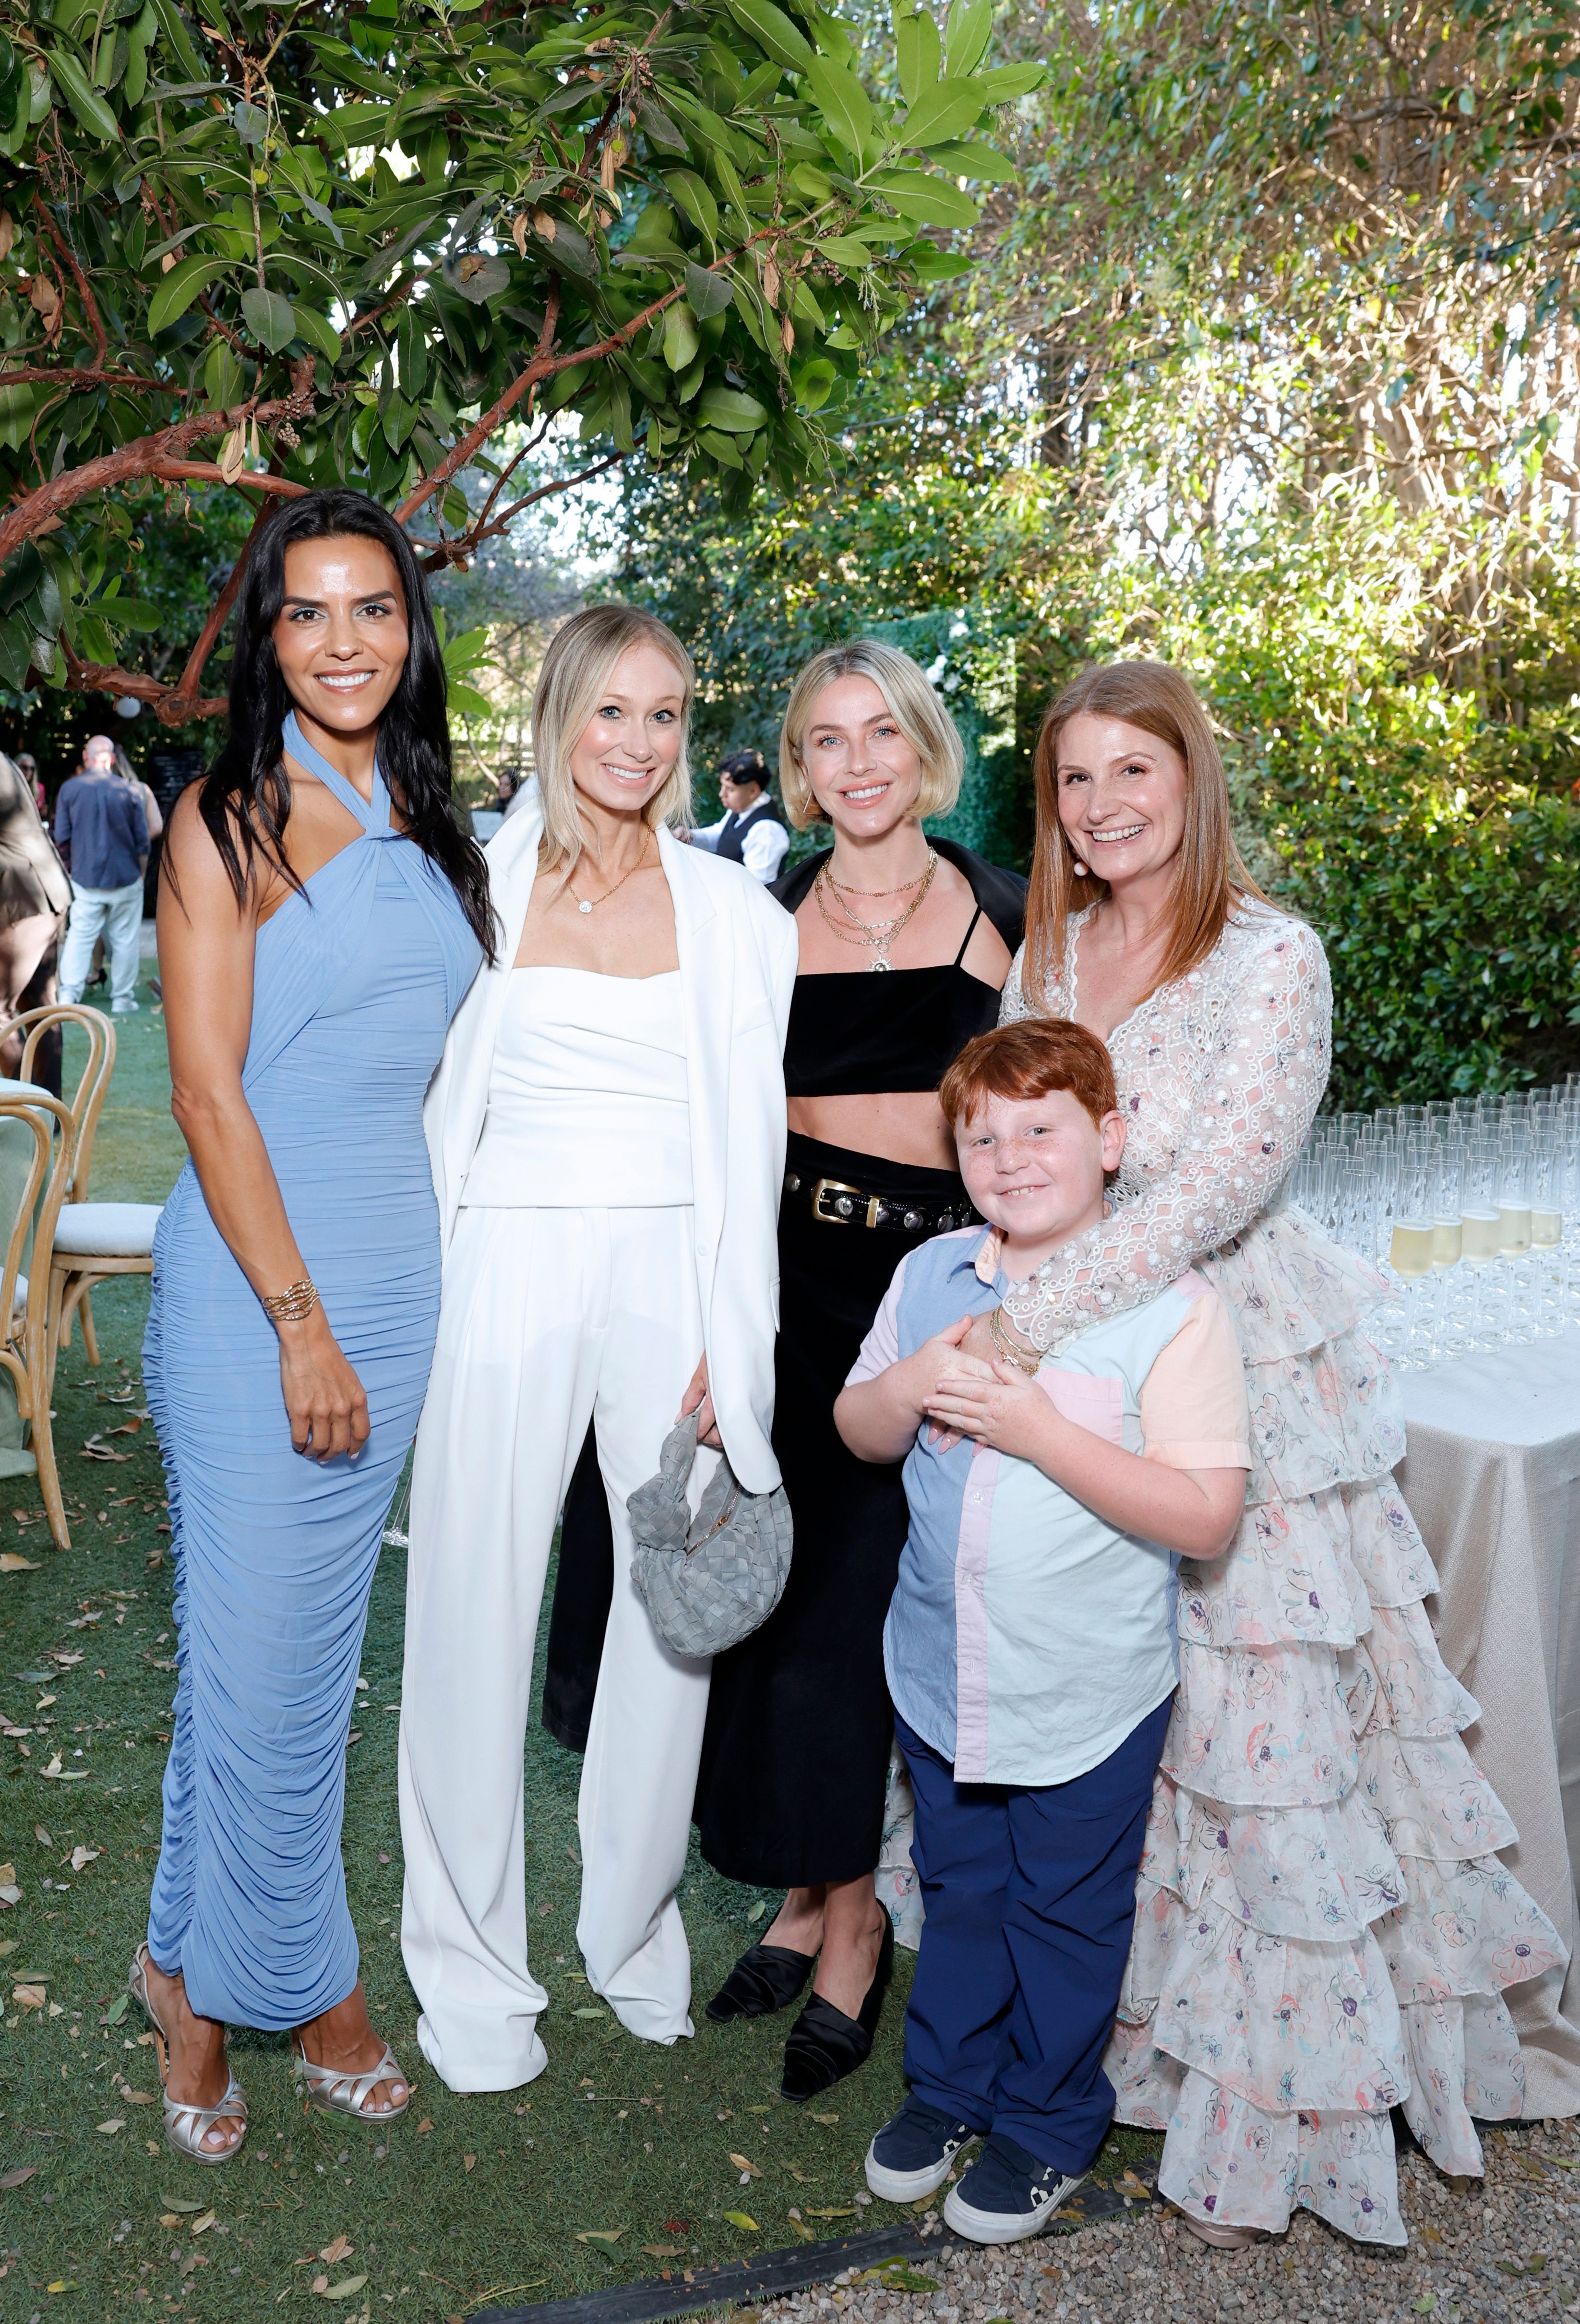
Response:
[998,899,1331,1349]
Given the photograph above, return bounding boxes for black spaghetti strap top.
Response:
[784,903,1004,1098]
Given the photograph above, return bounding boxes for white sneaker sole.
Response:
[944,2170,1086,2244]
[864,2133,976,2204]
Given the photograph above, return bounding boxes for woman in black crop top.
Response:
[694,643,1024,2095]
[543,642,1024,2093]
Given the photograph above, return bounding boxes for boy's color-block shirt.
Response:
[849,1225,1251,1787]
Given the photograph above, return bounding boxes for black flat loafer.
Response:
[705,1939,817,2024]
[781,1913,895,2101]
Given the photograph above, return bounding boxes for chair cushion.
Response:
[52,1202,162,1259]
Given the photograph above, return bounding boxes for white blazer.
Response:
[423,785,799,1493]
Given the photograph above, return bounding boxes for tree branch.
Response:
[148,459,309,497]
[0,363,191,395]
[32,195,108,372]
[168,489,281,712]
[415,450,627,569]
[0,359,316,571]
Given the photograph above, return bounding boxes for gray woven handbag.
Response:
[627,1414,793,1658]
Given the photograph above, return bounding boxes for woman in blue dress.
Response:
[129,490,490,2161]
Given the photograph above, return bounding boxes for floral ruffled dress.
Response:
[999,900,1564,2245]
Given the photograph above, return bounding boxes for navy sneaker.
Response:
[864,2095,980,2203]
[943,2132,1086,2244]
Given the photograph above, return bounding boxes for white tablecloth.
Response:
[1398,1329,1580,2117]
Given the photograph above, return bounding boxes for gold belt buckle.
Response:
[811,1177,880,1227]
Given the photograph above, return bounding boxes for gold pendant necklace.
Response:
[813,849,938,971]
[566,835,652,915]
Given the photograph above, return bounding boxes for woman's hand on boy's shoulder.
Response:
[923,1357,1053,1463]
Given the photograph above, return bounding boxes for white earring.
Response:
[1071,857,1088,876]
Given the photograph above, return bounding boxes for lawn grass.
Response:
[0,972,1159,2322]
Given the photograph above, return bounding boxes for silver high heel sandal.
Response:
[128,1943,248,2164]
[291,2033,411,2123]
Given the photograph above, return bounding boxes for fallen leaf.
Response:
[102,1992,129,2026]
[0,2165,37,2189]
[160,2196,206,2214]
[311,2277,328,2296]
[810,2113,839,2125]
[13,1983,46,2009]
[81,1435,133,1462]
[463,2155,476,2173]
[160,2214,181,2229]
[46,2280,78,2295]
[747,1899,766,1922]
[728,2153,761,2176]
[804,2207,857,2218]
[121,2090,156,2105]
[321,2278,367,2302]
[96,2118,125,2134]
[319,2236,352,2264]
[0,1883,17,1908]
[415,2119,433,2135]
[642,2245,685,2258]
[191,2209,215,2235]
[0,1553,38,1572]
[572,2007,606,2019]
[786,2216,815,2242]
[68,1846,98,1873]
[576,2230,621,2243]
[723,2211,758,2232]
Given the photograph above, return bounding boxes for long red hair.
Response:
[1023,660,1270,1004]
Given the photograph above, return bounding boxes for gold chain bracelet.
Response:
[261,1277,319,1324]
[989,1304,1041,1376]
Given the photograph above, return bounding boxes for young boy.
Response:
[835,1019,1251,2246]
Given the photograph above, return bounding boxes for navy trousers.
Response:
[896,1697,1171,2176]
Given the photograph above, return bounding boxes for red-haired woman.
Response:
[982,661,1559,2248]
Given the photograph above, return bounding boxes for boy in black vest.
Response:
[687,748,789,885]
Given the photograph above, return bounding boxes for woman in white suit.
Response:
[399,604,797,2088]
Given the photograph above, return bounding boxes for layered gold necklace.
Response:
[813,849,939,972]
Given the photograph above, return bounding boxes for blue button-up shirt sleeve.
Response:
[53,779,73,852]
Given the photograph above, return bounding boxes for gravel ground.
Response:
[754,2118,1580,2324]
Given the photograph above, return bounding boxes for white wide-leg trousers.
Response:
[398,1203,714,2090]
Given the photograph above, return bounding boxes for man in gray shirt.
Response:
[54,734,149,1014]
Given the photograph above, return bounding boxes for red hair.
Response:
[1024,659,1270,1004]
[939,1019,1117,1136]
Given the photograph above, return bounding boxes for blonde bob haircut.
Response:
[1024,659,1271,1006]
[778,639,964,831]
[531,602,695,873]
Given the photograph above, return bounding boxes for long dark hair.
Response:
[195,489,495,960]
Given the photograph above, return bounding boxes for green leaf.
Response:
[899,76,990,148]
[802,54,873,161]
[791,356,838,409]
[942,0,993,79]
[663,302,700,371]
[203,340,244,411]
[910,245,973,281]
[146,255,230,335]
[697,384,768,433]
[663,170,719,247]
[316,100,389,151]
[925,138,1016,180]
[723,0,813,73]
[723,2212,759,2232]
[976,61,1045,103]
[683,260,732,318]
[638,100,688,153]
[869,169,980,228]
[97,597,160,634]
[817,235,875,270]
[48,48,121,143]
[443,251,510,303]
[897,5,943,107]
[291,304,342,362]
[240,286,298,352]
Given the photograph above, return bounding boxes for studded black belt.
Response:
[783,1168,977,1235]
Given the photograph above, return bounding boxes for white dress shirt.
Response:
[690,804,790,886]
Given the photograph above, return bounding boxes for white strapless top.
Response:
[460,965,692,1207]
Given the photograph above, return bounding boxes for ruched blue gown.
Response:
[145,715,482,2029]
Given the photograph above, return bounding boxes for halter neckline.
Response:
[282,710,393,835]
